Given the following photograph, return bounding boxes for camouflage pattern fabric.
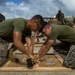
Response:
[0,38,9,66]
[64,17,74,28]
[53,42,75,68]
[64,45,75,68]
[49,19,58,25]
[6,44,17,62]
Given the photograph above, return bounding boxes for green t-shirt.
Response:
[48,25,75,43]
[0,18,31,38]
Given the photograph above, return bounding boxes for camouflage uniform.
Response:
[56,10,65,25]
[0,18,31,66]
[64,17,74,28]
[64,45,75,68]
[0,37,19,66]
[0,38,8,66]
[49,25,75,68]
[53,42,75,68]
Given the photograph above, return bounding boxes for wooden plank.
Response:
[54,52,71,70]
[24,43,43,47]
[55,52,64,64]
[2,61,12,67]
[0,67,71,72]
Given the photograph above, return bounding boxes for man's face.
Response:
[30,20,42,32]
[42,25,51,36]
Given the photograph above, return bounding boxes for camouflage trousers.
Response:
[0,38,9,66]
[53,43,75,68]
[64,45,75,68]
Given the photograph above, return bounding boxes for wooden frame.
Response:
[0,67,71,72]
[0,52,71,72]
[0,43,72,72]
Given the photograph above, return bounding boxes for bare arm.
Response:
[13,31,34,59]
[32,32,38,44]
[36,39,54,60]
[25,37,34,55]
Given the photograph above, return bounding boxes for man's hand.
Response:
[33,59,40,68]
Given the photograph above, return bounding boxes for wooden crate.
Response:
[0,44,72,72]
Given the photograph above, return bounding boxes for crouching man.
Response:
[35,22,75,69]
[0,15,45,66]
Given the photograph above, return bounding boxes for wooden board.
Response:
[0,53,71,72]
[24,43,43,47]
[0,67,71,72]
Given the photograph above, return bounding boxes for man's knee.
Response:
[64,45,75,68]
[0,38,9,66]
